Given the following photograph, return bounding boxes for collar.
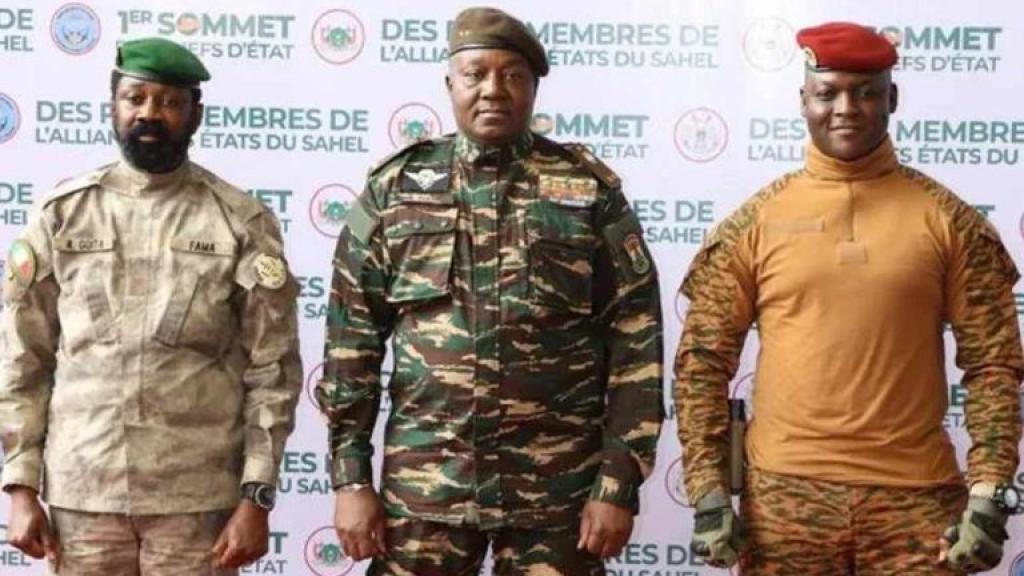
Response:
[804,136,898,181]
[105,159,190,196]
[455,132,533,166]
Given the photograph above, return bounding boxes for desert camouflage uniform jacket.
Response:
[318,132,663,529]
[0,160,302,514]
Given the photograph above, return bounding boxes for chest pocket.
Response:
[383,193,457,305]
[155,237,237,354]
[527,199,596,315]
[54,235,117,349]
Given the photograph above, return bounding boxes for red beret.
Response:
[796,22,898,73]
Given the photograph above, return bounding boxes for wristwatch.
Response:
[992,484,1024,514]
[972,482,1024,515]
[240,482,276,511]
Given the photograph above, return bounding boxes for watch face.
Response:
[1003,486,1021,510]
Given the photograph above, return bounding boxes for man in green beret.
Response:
[0,37,302,575]
[317,6,663,575]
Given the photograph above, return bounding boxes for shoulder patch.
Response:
[565,143,620,188]
[44,164,113,206]
[253,253,288,290]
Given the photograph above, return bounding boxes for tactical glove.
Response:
[691,488,747,568]
[943,484,1010,573]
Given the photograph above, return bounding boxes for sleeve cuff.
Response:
[331,456,373,489]
[1,457,42,493]
[241,456,277,487]
[589,472,640,512]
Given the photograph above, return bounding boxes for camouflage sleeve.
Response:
[946,216,1024,485]
[234,210,303,487]
[673,216,757,505]
[0,212,60,493]
[316,177,395,488]
[588,186,664,512]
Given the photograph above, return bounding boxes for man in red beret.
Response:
[675,21,1022,575]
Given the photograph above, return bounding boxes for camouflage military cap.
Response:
[115,37,211,87]
[449,7,549,77]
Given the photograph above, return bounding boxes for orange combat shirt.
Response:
[676,137,1023,503]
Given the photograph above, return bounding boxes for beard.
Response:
[115,119,192,174]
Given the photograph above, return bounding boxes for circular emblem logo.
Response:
[50,3,101,55]
[530,113,555,136]
[304,526,355,576]
[1009,551,1024,576]
[312,9,366,65]
[0,94,21,145]
[674,108,728,163]
[388,103,443,148]
[742,17,796,72]
[309,184,358,239]
[664,456,690,508]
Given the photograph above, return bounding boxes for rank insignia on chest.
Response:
[7,239,36,288]
[253,253,287,290]
[623,233,650,275]
[402,168,450,192]
[539,174,597,208]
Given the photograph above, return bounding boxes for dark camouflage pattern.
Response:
[318,132,663,529]
[740,468,967,575]
[366,516,603,576]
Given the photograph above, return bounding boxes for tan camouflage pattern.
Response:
[739,468,967,575]
[673,173,796,504]
[898,164,1023,486]
[367,516,603,576]
[0,160,302,514]
[49,506,235,575]
[675,138,1023,506]
[318,132,663,529]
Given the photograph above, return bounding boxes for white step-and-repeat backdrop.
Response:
[2,1,1023,574]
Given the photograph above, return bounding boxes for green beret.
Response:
[449,7,548,77]
[115,37,211,87]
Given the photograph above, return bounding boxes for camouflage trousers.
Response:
[48,507,235,576]
[739,468,967,575]
[367,515,605,576]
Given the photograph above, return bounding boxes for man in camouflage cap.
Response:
[317,6,663,575]
[675,22,1022,575]
[0,37,302,575]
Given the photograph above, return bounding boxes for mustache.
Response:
[126,121,171,141]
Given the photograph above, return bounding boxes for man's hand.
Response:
[577,500,634,559]
[939,485,1010,573]
[334,486,386,561]
[691,488,746,568]
[212,500,269,569]
[5,486,59,563]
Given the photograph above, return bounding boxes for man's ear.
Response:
[889,83,899,114]
[189,103,204,135]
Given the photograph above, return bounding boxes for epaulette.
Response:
[43,163,115,206]
[564,143,621,188]
[190,163,266,223]
[368,137,440,177]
